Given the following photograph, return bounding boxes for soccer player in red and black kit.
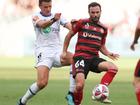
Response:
[130,17,140,105]
[62,2,119,105]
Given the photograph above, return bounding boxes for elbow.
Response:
[36,22,47,28]
[39,24,46,28]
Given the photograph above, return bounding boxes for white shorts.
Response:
[35,47,62,69]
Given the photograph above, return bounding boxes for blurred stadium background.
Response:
[0,0,140,57]
[0,0,140,105]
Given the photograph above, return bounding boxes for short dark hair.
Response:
[39,0,52,6]
[88,2,101,11]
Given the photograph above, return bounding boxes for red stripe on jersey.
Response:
[76,45,98,54]
[83,25,105,34]
[74,52,95,58]
[78,38,101,46]
[73,18,108,58]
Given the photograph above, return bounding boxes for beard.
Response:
[91,16,100,23]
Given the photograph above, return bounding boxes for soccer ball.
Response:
[92,84,109,100]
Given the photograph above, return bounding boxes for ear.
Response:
[88,10,90,14]
[39,5,41,9]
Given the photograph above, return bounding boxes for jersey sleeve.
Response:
[72,19,82,35]
[32,13,41,27]
[60,15,69,27]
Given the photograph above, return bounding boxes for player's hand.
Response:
[130,43,135,51]
[60,51,67,63]
[107,53,119,60]
[54,13,61,21]
[71,19,78,24]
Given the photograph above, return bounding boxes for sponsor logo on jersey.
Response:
[83,32,101,40]
[42,27,51,33]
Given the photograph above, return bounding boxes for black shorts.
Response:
[72,56,106,79]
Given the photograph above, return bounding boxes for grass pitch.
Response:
[0,56,138,105]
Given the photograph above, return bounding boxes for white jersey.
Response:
[32,12,68,49]
[32,12,69,68]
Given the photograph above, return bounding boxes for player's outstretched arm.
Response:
[100,45,119,60]
[64,22,72,30]
[61,30,74,60]
[130,18,140,51]
[33,13,61,28]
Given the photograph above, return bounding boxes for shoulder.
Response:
[79,18,90,23]
[74,18,89,26]
[137,17,140,29]
[71,18,90,27]
[32,12,41,21]
[97,22,108,35]
[97,22,108,33]
[32,12,40,17]
[98,22,108,30]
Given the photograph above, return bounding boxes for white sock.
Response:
[21,82,40,104]
[69,65,75,93]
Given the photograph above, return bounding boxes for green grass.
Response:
[0,57,138,105]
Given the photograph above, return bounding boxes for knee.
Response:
[132,79,140,88]
[108,64,118,73]
[132,80,136,87]
[132,80,140,93]
[37,80,48,89]
[76,83,84,92]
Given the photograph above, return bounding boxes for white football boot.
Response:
[92,96,112,104]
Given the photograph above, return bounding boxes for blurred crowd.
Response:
[0,0,38,22]
[0,0,139,32]
[0,0,139,56]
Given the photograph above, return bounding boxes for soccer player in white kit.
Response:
[17,0,75,105]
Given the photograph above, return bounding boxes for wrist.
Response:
[51,18,57,23]
[133,40,138,44]
[108,53,113,56]
[63,50,67,53]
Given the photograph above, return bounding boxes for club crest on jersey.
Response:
[85,23,90,29]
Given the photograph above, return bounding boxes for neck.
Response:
[40,12,51,17]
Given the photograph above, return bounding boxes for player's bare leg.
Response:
[133,76,140,105]
[73,73,85,105]
[61,51,75,105]
[17,66,49,105]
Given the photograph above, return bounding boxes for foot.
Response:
[92,96,112,104]
[102,98,112,104]
[65,93,75,105]
[17,98,26,105]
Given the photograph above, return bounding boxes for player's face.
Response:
[39,1,52,16]
[89,6,101,23]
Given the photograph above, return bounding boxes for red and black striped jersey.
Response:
[72,18,108,58]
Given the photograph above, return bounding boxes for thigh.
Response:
[37,66,50,84]
[90,57,106,73]
[98,61,117,72]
